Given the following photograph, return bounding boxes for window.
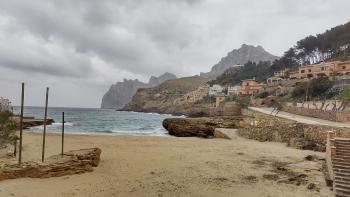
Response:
[308,69,311,72]
[343,66,346,70]
[321,67,325,71]
[301,70,305,73]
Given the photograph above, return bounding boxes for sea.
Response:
[13,107,178,136]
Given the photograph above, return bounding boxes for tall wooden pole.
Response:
[18,82,24,165]
[41,87,49,163]
[61,112,65,157]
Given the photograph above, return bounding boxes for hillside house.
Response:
[266,76,283,86]
[334,60,350,76]
[289,60,350,79]
[215,93,226,107]
[241,79,263,95]
[274,68,289,78]
[227,85,242,95]
[209,84,224,95]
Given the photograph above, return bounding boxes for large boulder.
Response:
[163,117,243,138]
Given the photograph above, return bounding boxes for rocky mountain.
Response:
[122,76,210,115]
[201,44,279,78]
[101,73,177,109]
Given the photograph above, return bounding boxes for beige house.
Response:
[266,76,283,86]
[215,93,226,107]
[290,60,350,79]
[273,68,289,78]
[334,60,350,76]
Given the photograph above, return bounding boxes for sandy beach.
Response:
[0,132,331,197]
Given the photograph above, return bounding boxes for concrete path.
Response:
[249,107,350,128]
[214,128,240,140]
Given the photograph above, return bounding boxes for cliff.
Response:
[201,44,279,78]
[101,73,177,109]
[122,76,210,115]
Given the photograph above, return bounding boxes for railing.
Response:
[284,106,350,122]
[326,131,336,184]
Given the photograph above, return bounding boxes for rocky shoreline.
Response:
[162,109,350,152]
[11,116,54,129]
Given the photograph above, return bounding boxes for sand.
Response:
[0,132,332,197]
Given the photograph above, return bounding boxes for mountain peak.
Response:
[149,72,177,86]
[201,44,279,78]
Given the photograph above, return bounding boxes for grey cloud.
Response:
[0,0,349,107]
[0,0,203,76]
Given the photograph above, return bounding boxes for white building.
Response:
[227,85,242,95]
[209,85,224,95]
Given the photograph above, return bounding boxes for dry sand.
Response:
[0,132,332,197]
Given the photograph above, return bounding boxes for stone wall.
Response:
[239,111,350,152]
[0,148,101,181]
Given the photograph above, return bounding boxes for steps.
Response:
[334,138,350,197]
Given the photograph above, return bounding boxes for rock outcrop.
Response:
[122,76,210,115]
[101,73,177,109]
[162,117,244,138]
[0,148,101,181]
[11,116,54,129]
[201,44,279,78]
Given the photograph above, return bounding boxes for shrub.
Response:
[233,95,251,108]
[195,95,216,104]
[0,98,16,146]
[292,77,333,100]
[256,91,269,99]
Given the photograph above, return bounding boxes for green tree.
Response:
[292,77,333,101]
[210,61,271,85]
[338,86,350,111]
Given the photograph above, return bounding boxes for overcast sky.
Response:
[0,0,349,108]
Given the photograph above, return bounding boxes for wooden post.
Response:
[18,82,24,165]
[61,112,65,157]
[41,87,49,163]
[14,139,17,157]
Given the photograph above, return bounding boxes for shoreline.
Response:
[22,129,172,137]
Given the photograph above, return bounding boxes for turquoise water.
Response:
[13,107,176,136]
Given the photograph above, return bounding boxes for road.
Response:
[249,107,350,128]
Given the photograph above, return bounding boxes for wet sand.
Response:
[0,132,332,197]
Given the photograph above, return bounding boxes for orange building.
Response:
[241,79,263,95]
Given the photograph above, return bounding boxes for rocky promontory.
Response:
[122,76,210,115]
[163,116,244,138]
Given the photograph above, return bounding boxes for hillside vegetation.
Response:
[211,21,350,86]
[209,61,272,85]
[271,21,350,71]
